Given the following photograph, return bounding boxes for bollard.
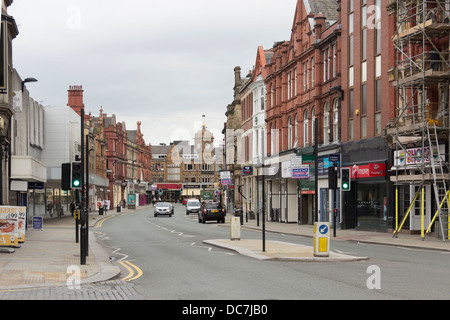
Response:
[313,222,330,257]
[230,217,241,241]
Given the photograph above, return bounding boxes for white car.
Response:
[186,199,201,215]
[154,202,174,217]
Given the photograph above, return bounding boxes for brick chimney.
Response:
[314,12,326,39]
[67,85,84,116]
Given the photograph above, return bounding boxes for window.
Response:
[375,79,381,135]
[333,98,339,142]
[294,114,298,148]
[288,116,293,149]
[287,72,291,100]
[323,50,328,82]
[303,110,309,146]
[332,44,337,78]
[348,90,354,140]
[306,60,310,90]
[324,102,330,144]
[270,84,274,108]
[311,59,314,87]
[294,68,298,96]
[361,84,367,138]
[311,107,316,144]
[261,87,265,110]
[303,62,306,92]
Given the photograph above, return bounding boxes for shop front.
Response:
[341,138,390,231]
[347,163,388,230]
[155,183,182,203]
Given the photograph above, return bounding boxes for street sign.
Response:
[32,216,43,230]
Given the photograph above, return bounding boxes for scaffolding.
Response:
[386,0,450,240]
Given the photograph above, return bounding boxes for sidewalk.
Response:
[0,207,449,290]
[205,217,450,261]
[0,209,124,290]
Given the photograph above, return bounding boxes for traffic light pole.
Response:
[80,108,87,266]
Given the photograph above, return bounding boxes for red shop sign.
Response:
[157,183,182,190]
[350,163,386,179]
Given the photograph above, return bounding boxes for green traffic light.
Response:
[73,180,80,187]
[343,183,349,189]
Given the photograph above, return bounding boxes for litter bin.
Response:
[117,205,122,213]
[234,208,243,225]
[313,222,330,257]
[99,206,104,215]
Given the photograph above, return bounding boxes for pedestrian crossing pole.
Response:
[80,108,87,266]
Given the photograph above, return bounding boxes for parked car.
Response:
[154,202,174,217]
[182,198,188,205]
[186,199,201,215]
[199,201,226,223]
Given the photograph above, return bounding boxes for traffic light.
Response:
[341,167,351,191]
[71,161,82,189]
[328,166,337,190]
[61,163,72,190]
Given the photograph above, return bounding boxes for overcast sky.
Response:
[9,0,297,146]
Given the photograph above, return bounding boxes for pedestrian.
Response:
[70,202,75,217]
[123,199,126,208]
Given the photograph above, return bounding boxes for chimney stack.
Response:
[67,85,85,117]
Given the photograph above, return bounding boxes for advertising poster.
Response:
[0,206,25,247]
[17,207,26,242]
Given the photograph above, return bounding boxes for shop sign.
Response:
[220,171,231,186]
[394,145,445,168]
[350,163,386,179]
[156,183,182,190]
[292,165,310,179]
[290,156,310,179]
[242,166,253,176]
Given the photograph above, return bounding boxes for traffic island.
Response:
[203,239,369,262]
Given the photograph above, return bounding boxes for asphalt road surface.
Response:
[97,203,450,301]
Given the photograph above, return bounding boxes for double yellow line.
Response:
[95,216,114,228]
[119,260,143,282]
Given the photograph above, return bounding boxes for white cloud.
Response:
[9,0,297,146]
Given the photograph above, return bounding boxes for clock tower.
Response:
[194,115,214,164]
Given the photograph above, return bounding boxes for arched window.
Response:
[303,109,309,146]
[270,123,275,155]
[333,98,339,142]
[270,84,274,108]
[293,114,298,148]
[288,116,292,149]
[324,102,330,145]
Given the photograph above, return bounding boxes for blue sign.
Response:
[32,216,43,230]
[242,166,253,176]
[292,165,310,179]
[319,224,328,235]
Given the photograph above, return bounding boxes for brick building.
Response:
[339,0,396,230]
[104,114,128,208]
[263,0,341,225]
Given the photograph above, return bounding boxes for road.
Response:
[96,203,450,301]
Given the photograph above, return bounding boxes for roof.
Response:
[151,145,171,154]
[304,0,339,20]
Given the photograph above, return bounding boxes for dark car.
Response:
[199,201,226,224]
